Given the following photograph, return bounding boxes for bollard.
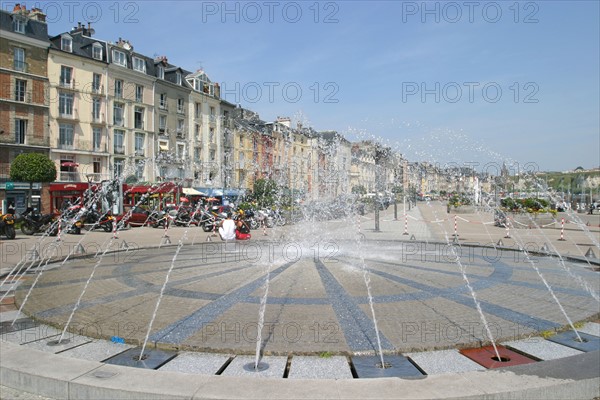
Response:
[558,218,566,241]
[57,217,62,242]
[453,215,459,237]
[112,219,118,239]
[504,220,511,238]
[403,213,409,235]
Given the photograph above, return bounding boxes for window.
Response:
[92,98,102,121]
[135,85,143,102]
[177,144,185,160]
[61,36,72,52]
[15,119,26,144]
[209,127,215,143]
[159,165,168,179]
[159,115,167,131]
[14,79,26,102]
[195,102,201,118]
[210,149,216,162]
[114,79,123,98]
[176,72,182,85]
[112,49,127,67]
[135,133,145,156]
[177,98,184,113]
[114,159,124,178]
[93,157,101,174]
[194,147,200,161]
[59,92,74,116]
[13,17,26,34]
[158,140,168,153]
[195,124,200,138]
[59,124,74,149]
[159,93,167,109]
[135,160,144,180]
[60,66,73,87]
[92,43,103,60]
[60,155,77,181]
[92,73,101,93]
[157,65,164,79]
[113,103,124,126]
[92,127,102,151]
[114,130,125,154]
[13,47,25,71]
[210,106,215,116]
[177,119,184,136]
[134,107,144,129]
[132,57,146,73]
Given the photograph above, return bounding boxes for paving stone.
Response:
[1,323,61,344]
[158,351,231,375]
[577,321,600,337]
[406,349,485,374]
[220,355,287,378]
[287,355,352,379]
[58,339,134,362]
[503,337,583,360]
[0,310,26,322]
[22,333,93,354]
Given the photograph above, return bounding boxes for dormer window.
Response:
[92,43,103,60]
[176,72,182,85]
[61,36,72,52]
[13,17,26,34]
[133,57,146,73]
[112,49,127,67]
[157,65,164,79]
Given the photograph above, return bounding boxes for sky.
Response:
[32,0,600,173]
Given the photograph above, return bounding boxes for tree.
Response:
[253,178,278,208]
[10,153,57,207]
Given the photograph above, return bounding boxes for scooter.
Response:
[0,213,16,239]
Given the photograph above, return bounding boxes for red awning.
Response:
[61,162,79,167]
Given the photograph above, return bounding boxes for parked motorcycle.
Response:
[20,207,58,236]
[60,204,84,234]
[81,208,115,232]
[0,213,16,239]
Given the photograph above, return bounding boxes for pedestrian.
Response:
[235,217,251,240]
[218,212,236,241]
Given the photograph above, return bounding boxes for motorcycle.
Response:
[200,210,226,233]
[0,213,16,239]
[20,207,58,236]
[81,208,115,232]
[60,203,84,234]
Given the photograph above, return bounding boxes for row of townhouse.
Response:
[0,4,411,212]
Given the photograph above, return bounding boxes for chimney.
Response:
[29,8,47,23]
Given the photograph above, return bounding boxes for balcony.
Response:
[91,112,105,124]
[159,102,168,110]
[57,140,74,150]
[135,148,145,157]
[176,129,186,138]
[114,145,125,155]
[59,78,76,90]
[13,60,28,72]
[58,109,79,121]
[57,138,106,152]
[92,84,103,94]
[59,171,81,182]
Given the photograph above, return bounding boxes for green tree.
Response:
[10,153,57,207]
[351,185,367,195]
[253,178,278,208]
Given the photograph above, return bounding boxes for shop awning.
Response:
[159,144,169,151]
[182,188,206,196]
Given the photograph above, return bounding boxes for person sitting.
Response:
[235,218,251,240]
[218,213,236,241]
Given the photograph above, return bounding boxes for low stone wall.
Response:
[508,212,556,228]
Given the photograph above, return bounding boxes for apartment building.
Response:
[47,23,109,183]
[0,5,50,209]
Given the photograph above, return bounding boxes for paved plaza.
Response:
[1,202,599,399]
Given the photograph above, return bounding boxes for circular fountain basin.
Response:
[15,239,599,356]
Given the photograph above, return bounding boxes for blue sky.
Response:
[40,0,599,172]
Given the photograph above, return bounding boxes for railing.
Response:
[176,129,186,138]
[59,78,75,89]
[57,140,74,150]
[114,145,125,155]
[135,149,145,157]
[14,60,28,72]
[91,84,103,94]
[59,108,78,120]
[177,106,185,115]
[91,112,105,123]
[134,121,144,129]
[159,102,168,110]
[59,171,81,182]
